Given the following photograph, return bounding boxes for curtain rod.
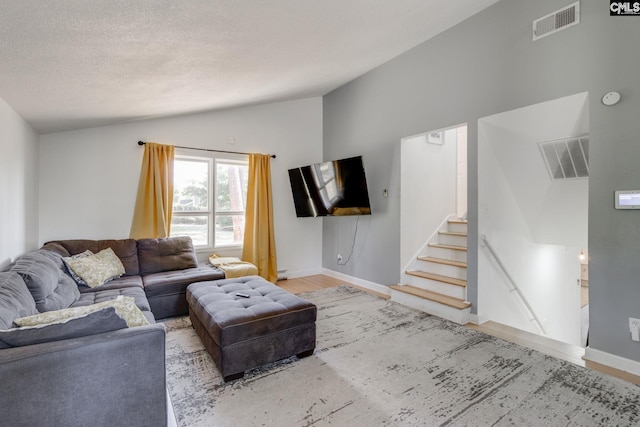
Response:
[137,141,276,158]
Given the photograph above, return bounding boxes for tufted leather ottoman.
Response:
[186,276,317,381]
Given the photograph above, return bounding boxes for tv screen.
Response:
[288,156,371,217]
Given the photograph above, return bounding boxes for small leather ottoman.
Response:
[186,276,317,381]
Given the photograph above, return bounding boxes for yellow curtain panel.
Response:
[130,142,175,239]
[242,153,278,282]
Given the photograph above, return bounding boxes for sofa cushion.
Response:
[63,248,126,288]
[0,306,128,349]
[137,237,198,275]
[10,250,80,312]
[142,266,225,298]
[0,272,38,330]
[72,286,152,313]
[43,239,139,276]
[78,274,143,293]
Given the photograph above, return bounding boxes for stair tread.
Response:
[390,285,471,310]
[417,256,467,268]
[406,270,467,287]
[429,243,467,251]
[439,231,467,237]
[448,219,468,224]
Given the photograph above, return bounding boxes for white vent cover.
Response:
[533,2,580,41]
[539,136,589,180]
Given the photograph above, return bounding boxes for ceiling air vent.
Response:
[533,1,580,41]
[539,136,589,180]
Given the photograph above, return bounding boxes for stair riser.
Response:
[438,234,467,247]
[427,246,467,262]
[403,276,466,299]
[416,261,467,280]
[390,290,471,324]
[447,222,468,234]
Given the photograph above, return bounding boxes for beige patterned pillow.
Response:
[64,248,126,288]
[14,296,149,328]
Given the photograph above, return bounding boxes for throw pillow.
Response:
[14,295,149,328]
[64,248,126,288]
[62,250,94,286]
[0,306,128,349]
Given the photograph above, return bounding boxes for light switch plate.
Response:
[629,317,640,341]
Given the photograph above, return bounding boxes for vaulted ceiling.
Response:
[0,0,500,133]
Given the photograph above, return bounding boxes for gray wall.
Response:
[323,0,640,362]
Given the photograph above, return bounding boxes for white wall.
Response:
[0,97,39,268]
[39,97,323,278]
[401,128,457,270]
[478,134,581,345]
[478,93,588,346]
[483,93,589,247]
[456,126,467,219]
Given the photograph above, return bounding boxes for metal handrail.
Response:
[480,234,547,335]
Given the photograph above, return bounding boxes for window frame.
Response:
[171,149,248,250]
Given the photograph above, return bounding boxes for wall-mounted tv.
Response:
[288,156,371,217]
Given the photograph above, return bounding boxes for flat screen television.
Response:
[288,156,371,217]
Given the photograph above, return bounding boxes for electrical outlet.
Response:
[337,254,343,263]
[629,317,640,341]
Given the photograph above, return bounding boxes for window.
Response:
[311,161,340,210]
[171,153,248,249]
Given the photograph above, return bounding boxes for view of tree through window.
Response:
[215,161,248,246]
[170,156,248,247]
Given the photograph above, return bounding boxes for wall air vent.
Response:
[539,136,589,180]
[533,1,580,41]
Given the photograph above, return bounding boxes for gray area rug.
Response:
[164,285,640,426]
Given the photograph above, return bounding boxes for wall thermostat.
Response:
[615,190,640,209]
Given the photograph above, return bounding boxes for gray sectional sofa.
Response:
[0,236,225,427]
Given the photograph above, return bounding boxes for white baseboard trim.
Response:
[468,313,490,325]
[584,347,640,377]
[321,268,391,297]
[284,268,324,280]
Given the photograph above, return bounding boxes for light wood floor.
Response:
[278,274,640,385]
[277,274,389,299]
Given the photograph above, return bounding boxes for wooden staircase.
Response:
[391,218,471,324]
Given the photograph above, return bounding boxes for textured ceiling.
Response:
[0,0,500,134]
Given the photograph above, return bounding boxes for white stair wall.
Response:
[437,232,468,247]
[416,258,467,280]
[427,244,467,262]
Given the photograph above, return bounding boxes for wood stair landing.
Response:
[406,270,466,287]
[390,285,471,310]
